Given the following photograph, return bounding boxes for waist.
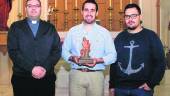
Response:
[71,63,106,70]
[73,68,103,72]
[114,80,147,88]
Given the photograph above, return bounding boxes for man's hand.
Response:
[139,83,151,91]
[84,58,104,67]
[32,66,46,79]
[109,88,115,96]
[83,58,97,67]
[69,56,80,64]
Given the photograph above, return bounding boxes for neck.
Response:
[128,25,143,34]
[28,16,40,21]
[83,22,95,32]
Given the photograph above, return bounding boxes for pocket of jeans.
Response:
[139,88,153,94]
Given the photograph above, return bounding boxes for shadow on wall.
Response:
[166,50,170,69]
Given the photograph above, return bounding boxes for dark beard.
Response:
[127,26,137,30]
[84,19,95,24]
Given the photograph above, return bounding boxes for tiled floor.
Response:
[0,75,170,96]
[1,57,170,96]
[0,83,170,96]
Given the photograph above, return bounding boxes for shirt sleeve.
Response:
[62,29,73,63]
[109,62,117,88]
[102,31,117,65]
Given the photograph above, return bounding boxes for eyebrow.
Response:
[125,14,139,15]
[84,8,96,10]
[27,4,40,5]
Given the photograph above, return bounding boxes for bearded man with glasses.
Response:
[109,3,165,96]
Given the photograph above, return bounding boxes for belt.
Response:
[74,68,103,72]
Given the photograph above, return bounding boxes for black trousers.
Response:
[11,74,56,96]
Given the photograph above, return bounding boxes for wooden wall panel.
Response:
[22,0,139,32]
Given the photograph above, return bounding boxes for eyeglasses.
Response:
[83,8,96,13]
[124,14,139,20]
[27,4,41,8]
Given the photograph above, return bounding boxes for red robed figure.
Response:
[0,0,12,31]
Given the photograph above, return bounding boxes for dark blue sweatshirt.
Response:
[109,28,165,89]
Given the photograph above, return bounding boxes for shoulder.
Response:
[95,24,112,37]
[11,19,25,26]
[115,30,127,39]
[143,28,155,34]
[69,23,82,32]
[141,28,163,47]
[67,23,82,36]
[40,20,55,28]
[142,28,159,38]
[96,24,109,32]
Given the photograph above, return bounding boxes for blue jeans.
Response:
[115,88,153,96]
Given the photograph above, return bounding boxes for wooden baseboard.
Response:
[164,70,170,84]
[0,31,7,55]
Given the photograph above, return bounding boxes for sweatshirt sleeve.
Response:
[109,62,117,88]
[146,32,166,89]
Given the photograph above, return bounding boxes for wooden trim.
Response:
[156,0,160,36]
[0,31,7,55]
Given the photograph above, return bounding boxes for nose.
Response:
[86,11,92,15]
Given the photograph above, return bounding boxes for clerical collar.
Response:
[27,18,40,24]
[32,20,37,24]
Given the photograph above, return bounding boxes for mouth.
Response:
[86,15,93,19]
[128,21,135,25]
[31,10,37,13]
[31,12,37,14]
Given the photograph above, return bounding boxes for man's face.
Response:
[26,0,41,20]
[81,3,98,24]
[124,8,141,30]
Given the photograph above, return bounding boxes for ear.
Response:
[139,14,142,21]
[25,7,27,15]
[96,11,98,16]
[81,10,83,15]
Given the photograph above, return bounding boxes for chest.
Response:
[115,35,151,56]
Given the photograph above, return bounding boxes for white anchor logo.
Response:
[118,40,144,75]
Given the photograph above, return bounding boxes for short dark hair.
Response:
[124,3,141,15]
[26,0,41,6]
[82,0,98,12]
